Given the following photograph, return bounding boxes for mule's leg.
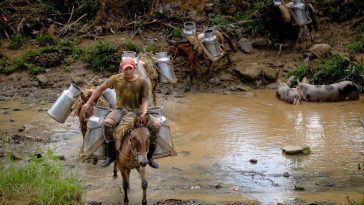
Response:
[121,169,131,205]
[113,159,117,177]
[138,167,148,205]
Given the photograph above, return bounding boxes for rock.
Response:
[360,114,364,127]
[18,126,25,132]
[261,67,278,80]
[252,38,270,47]
[249,159,257,164]
[36,74,49,87]
[236,85,251,91]
[233,63,262,80]
[308,44,331,58]
[283,172,290,177]
[218,71,234,81]
[282,145,311,155]
[71,76,84,85]
[0,96,7,101]
[238,38,253,53]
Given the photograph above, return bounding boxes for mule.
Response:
[167,30,235,81]
[113,120,151,205]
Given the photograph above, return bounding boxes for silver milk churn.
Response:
[155,52,176,83]
[273,0,282,6]
[148,106,176,158]
[122,51,136,62]
[102,88,116,109]
[203,29,221,57]
[293,0,308,25]
[48,83,81,123]
[183,22,196,37]
[85,106,112,158]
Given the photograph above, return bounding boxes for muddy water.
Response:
[1,90,364,205]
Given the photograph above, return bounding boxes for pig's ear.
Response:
[303,76,309,83]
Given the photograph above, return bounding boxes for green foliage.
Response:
[171,26,183,38]
[0,149,83,204]
[244,20,264,36]
[25,63,47,75]
[36,34,58,47]
[124,39,141,52]
[290,55,364,85]
[146,45,158,54]
[346,196,364,205]
[243,0,271,20]
[212,15,228,26]
[8,34,25,49]
[84,41,119,72]
[0,57,26,75]
[348,39,364,54]
[289,64,312,81]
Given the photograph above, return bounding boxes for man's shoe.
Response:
[147,143,159,169]
[100,141,116,167]
[148,158,159,169]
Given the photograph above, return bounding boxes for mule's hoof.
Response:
[142,200,147,205]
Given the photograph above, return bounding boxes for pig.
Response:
[296,78,360,102]
[276,78,301,105]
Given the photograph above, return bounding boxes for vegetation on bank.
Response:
[0,149,83,204]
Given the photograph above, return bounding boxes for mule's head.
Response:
[130,126,150,167]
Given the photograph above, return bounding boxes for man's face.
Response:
[122,66,135,75]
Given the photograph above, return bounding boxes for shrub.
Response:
[171,26,183,38]
[124,39,141,52]
[36,34,58,47]
[8,33,25,49]
[289,64,312,82]
[212,15,228,26]
[146,45,158,54]
[84,41,119,72]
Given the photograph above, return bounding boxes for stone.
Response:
[261,67,278,80]
[233,63,262,80]
[360,114,364,127]
[282,145,311,155]
[252,38,270,47]
[71,76,84,85]
[249,159,258,164]
[36,74,49,87]
[308,44,331,58]
[238,38,253,53]
[236,85,251,91]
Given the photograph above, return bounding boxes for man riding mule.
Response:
[82,58,160,169]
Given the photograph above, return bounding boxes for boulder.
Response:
[261,67,278,80]
[238,38,253,53]
[308,44,331,58]
[36,74,49,87]
[234,63,262,80]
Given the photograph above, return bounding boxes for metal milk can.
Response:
[155,52,176,83]
[102,88,116,109]
[293,0,308,25]
[122,51,136,64]
[85,106,112,158]
[273,0,282,6]
[183,22,196,37]
[148,106,175,158]
[203,29,221,57]
[48,83,81,123]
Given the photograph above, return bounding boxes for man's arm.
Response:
[141,97,148,117]
[82,82,108,114]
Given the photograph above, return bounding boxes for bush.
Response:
[8,34,25,49]
[36,34,58,47]
[171,26,183,38]
[0,149,83,205]
[124,39,141,52]
[146,45,158,54]
[84,41,119,72]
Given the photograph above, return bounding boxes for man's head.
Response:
[120,58,136,71]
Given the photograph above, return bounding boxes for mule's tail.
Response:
[221,31,236,52]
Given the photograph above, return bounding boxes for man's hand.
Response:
[82,102,93,118]
[139,113,148,124]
